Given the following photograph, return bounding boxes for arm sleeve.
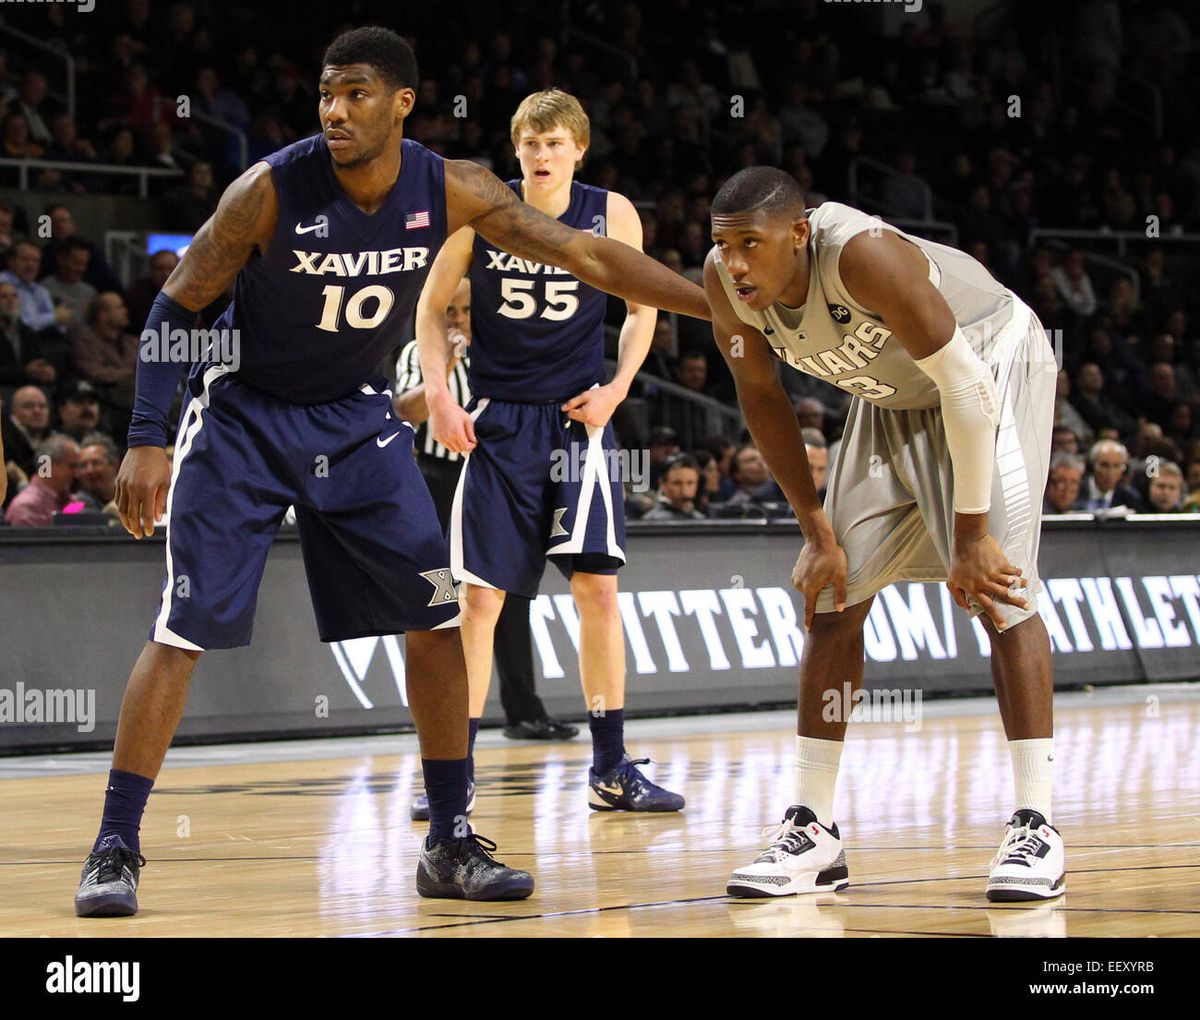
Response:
[912,325,1001,515]
[126,291,199,449]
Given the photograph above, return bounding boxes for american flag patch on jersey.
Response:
[405,210,430,229]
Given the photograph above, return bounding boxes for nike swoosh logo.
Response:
[377,432,402,448]
[294,221,324,234]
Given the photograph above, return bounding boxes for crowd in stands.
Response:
[2,0,1200,524]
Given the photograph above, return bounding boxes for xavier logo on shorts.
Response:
[420,569,459,607]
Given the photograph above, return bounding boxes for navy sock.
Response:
[467,717,480,784]
[589,708,625,774]
[423,758,470,844]
[93,768,154,854]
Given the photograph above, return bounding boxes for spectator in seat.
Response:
[42,238,97,334]
[2,382,51,467]
[692,448,722,514]
[1165,403,1197,450]
[55,381,106,444]
[0,111,44,162]
[74,433,120,513]
[1184,458,1200,498]
[1051,249,1098,318]
[1053,369,1093,446]
[728,444,785,505]
[1050,424,1080,456]
[641,317,677,380]
[643,454,705,521]
[0,201,16,270]
[125,249,180,330]
[802,426,829,500]
[1043,452,1085,514]
[43,112,98,165]
[0,240,70,335]
[793,396,827,436]
[162,160,218,232]
[1140,362,1180,429]
[14,69,53,147]
[646,426,681,489]
[1081,439,1144,511]
[71,293,138,435]
[100,126,143,196]
[1072,362,1137,443]
[40,204,124,294]
[1145,461,1185,513]
[4,433,79,526]
[0,281,57,389]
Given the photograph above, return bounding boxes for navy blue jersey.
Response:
[466,180,609,402]
[207,134,447,404]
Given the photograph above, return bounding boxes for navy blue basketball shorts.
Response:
[450,396,626,599]
[150,367,461,651]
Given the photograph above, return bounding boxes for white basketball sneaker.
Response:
[727,805,849,898]
[986,808,1066,902]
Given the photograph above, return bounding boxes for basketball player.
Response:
[416,89,684,813]
[395,279,577,823]
[74,29,707,917]
[708,168,1064,902]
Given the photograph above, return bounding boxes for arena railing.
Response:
[605,355,744,448]
[0,157,183,198]
[0,21,77,120]
[1027,227,1200,259]
[848,155,933,221]
[192,110,249,171]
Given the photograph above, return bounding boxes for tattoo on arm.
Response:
[164,163,276,312]
[453,160,582,266]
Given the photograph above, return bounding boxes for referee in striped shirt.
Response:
[393,279,472,524]
[394,278,578,742]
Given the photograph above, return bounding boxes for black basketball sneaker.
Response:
[74,834,145,917]
[416,830,534,901]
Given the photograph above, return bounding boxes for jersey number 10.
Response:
[316,284,395,332]
[497,279,579,321]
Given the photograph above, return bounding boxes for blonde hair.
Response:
[510,88,589,163]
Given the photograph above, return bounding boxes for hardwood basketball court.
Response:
[2,685,1196,938]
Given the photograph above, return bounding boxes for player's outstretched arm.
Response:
[704,250,846,627]
[162,162,278,311]
[445,159,710,322]
[562,192,657,427]
[839,232,1027,627]
[119,162,278,540]
[414,226,476,452]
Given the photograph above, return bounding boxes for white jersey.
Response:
[713,201,1041,411]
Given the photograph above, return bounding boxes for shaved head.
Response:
[712,166,806,221]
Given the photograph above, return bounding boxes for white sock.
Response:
[795,736,843,828]
[1009,738,1054,823]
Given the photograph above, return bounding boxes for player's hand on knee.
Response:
[793,538,848,630]
[947,534,1028,630]
[116,446,172,540]
[429,401,476,454]
[562,384,620,428]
